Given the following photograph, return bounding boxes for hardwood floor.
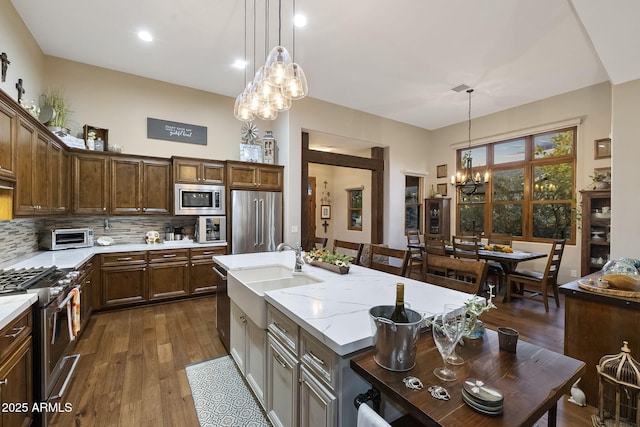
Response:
[49,296,226,427]
[50,288,596,426]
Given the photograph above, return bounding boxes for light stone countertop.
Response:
[0,242,227,328]
[3,241,228,270]
[0,293,37,330]
[214,251,473,356]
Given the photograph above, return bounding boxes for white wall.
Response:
[610,79,640,259]
[0,0,45,103]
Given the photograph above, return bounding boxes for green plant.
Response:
[42,89,71,128]
[589,170,611,183]
[304,248,353,267]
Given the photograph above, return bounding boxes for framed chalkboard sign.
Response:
[147,117,207,145]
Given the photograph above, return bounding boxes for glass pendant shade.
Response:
[270,87,292,112]
[282,63,308,100]
[234,93,255,122]
[265,46,293,87]
[256,99,278,120]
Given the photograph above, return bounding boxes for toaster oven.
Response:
[40,228,95,251]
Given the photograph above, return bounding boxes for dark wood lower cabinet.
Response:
[101,264,148,307]
[98,246,224,310]
[0,310,33,427]
[148,249,190,301]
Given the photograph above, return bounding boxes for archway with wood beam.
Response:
[300,131,385,250]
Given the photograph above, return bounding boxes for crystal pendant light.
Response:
[271,87,292,111]
[283,63,308,100]
[256,98,278,120]
[265,46,293,87]
[234,92,255,122]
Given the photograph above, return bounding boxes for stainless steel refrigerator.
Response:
[231,190,283,254]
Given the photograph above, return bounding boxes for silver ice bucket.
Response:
[369,305,423,371]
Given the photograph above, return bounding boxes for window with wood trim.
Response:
[456,127,576,243]
[348,189,363,231]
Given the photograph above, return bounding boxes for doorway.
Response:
[300,131,385,250]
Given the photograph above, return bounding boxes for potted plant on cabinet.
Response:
[42,89,71,135]
[589,170,611,190]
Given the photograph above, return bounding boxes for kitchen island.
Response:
[214,251,473,426]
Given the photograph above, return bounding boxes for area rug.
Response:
[186,355,271,427]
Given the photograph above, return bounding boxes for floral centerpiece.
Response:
[304,248,353,274]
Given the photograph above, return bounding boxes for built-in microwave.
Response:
[40,228,94,251]
[174,183,225,216]
[195,216,227,243]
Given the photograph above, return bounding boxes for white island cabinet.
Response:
[215,251,472,427]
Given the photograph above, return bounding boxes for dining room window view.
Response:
[456,126,576,243]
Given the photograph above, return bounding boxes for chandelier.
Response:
[234,0,308,122]
[451,88,489,196]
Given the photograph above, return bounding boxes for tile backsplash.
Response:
[0,216,199,268]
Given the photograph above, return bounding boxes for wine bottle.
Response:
[389,283,409,323]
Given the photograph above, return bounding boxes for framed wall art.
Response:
[594,138,611,159]
[321,205,331,219]
[437,183,448,197]
[436,164,448,179]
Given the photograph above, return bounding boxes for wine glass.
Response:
[432,309,466,381]
[444,304,467,365]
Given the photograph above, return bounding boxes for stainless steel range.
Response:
[0,266,82,427]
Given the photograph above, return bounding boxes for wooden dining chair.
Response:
[406,229,423,276]
[425,255,488,295]
[452,235,480,260]
[367,245,410,277]
[333,240,364,266]
[505,239,566,311]
[313,237,328,249]
[423,234,448,279]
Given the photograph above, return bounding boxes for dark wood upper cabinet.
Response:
[0,94,17,181]
[14,117,50,216]
[173,157,225,184]
[72,152,110,215]
[227,161,283,191]
[107,156,172,215]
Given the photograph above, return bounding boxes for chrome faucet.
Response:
[277,242,304,272]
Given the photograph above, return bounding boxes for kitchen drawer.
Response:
[300,328,338,390]
[0,307,32,362]
[101,251,147,267]
[148,248,189,263]
[267,305,299,356]
[191,246,226,259]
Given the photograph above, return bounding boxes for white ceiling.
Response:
[10,0,639,130]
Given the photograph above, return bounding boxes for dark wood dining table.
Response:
[408,243,547,275]
[350,328,586,427]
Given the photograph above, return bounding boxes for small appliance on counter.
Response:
[40,228,94,250]
[195,216,226,243]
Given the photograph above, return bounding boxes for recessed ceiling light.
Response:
[233,59,247,69]
[294,14,307,27]
[138,30,153,42]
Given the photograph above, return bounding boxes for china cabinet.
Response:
[580,190,611,276]
[424,197,451,241]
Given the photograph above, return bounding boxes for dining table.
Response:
[350,327,586,427]
[408,243,548,275]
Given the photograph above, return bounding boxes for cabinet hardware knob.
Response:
[0,379,7,385]
[103,207,107,211]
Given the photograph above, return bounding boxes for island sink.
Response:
[228,265,322,328]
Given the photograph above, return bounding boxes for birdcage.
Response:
[592,341,640,427]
